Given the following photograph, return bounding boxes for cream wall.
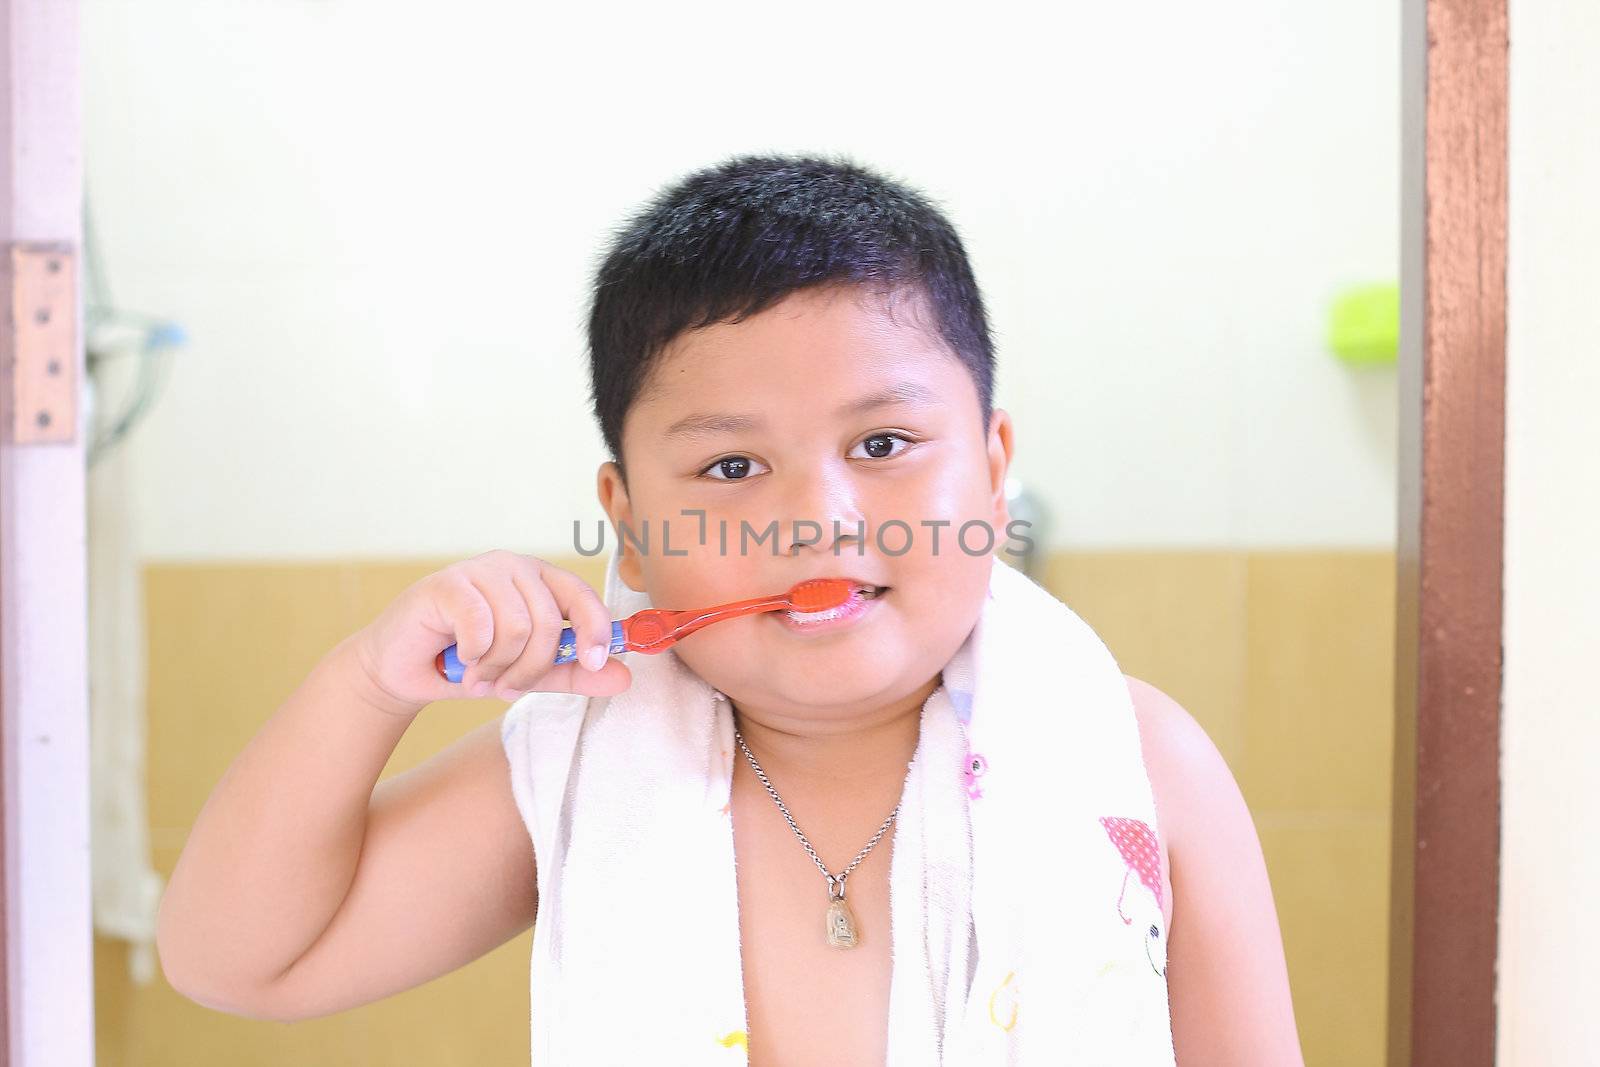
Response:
[81,0,1400,561]
[1496,2,1600,1062]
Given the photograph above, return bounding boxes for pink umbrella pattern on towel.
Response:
[1099,815,1168,976]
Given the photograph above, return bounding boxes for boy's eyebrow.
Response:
[837,381,938,415]
[663,382,938,440]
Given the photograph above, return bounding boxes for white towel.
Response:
[501,554,1176,1065]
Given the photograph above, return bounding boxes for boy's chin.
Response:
[683,630,929,711]
[734,662,926,717]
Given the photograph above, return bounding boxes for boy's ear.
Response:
[596,461,646,592]
[986,407,1016,530]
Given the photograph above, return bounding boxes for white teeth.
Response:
[786,585,886,620]
[789,606,848,621]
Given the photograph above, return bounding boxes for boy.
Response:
[157,155,1303,1064]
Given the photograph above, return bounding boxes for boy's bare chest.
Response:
[730,774,897,1067]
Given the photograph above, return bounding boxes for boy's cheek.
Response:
[638,547,767,607]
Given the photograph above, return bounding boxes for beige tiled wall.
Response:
[100,551,1393,1065]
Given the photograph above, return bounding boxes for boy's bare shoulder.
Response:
[1123,674,1305,1064]
[1123,673,1247,823]
[1122,675,1219,930]
[1122,674,1242,877]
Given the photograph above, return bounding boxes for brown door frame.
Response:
[1389,0,1507,1064]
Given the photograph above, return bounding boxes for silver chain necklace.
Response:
[733,728,901,949]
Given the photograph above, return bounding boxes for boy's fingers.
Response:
[537,562,614,672]
[492,572,565,694]
[465,574,536,685]
[438,575,496,669]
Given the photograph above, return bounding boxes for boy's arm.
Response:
[155,633,538,1022]
[1127,675,1306,1066]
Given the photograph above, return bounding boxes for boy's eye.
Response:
[699,434,912,479]
[700,455,770,481]
[851,432,913,460]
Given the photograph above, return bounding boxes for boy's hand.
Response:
[352,550,632,713]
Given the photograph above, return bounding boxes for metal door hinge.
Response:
[2,242,78,445]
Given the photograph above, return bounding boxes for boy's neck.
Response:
[727,673,941,789]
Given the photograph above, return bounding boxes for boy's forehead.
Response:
[631,285,961,423]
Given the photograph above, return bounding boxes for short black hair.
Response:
[586,154,996,474]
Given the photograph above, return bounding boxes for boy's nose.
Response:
[782,470,866,555]
[785,517,866,555]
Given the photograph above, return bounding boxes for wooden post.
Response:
[1390,0,1507,1063]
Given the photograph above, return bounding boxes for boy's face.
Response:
[597,283,1013,724]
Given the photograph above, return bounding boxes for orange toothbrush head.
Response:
[783,577,854,613]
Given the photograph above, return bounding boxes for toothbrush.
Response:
[434,577,856,683]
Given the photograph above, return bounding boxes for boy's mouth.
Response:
[781,583,889,624]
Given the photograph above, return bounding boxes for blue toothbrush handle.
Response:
[437,620,627,683]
